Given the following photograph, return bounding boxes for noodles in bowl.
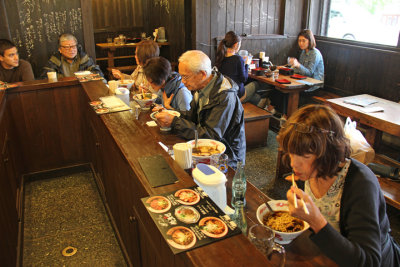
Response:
[263,211,304,233]
[187,139,226,164]
[256,200,309,244]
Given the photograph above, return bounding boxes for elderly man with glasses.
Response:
[155,50,246,168]
[40,33,103,79]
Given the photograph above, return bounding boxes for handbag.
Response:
[344,117,375,164]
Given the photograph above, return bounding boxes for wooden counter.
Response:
[0,79,336,266]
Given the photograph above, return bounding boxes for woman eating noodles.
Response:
[111,39,159,93]
[278,104,399,267]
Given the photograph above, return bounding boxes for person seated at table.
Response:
[111,40,159,93]
[155,50,246,168]
[143,57,192,111]
[0,39,34,83]
[278,104,400,267]
[287,29,324,92]
[215,31,270,108]
[40,33,104,79]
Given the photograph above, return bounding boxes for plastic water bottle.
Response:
[231,161,246,208]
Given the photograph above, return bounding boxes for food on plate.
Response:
[167,226,196,249]
[199,217,228,238]
[90,101,102,106]
[95,108,109,114]
[263,211,304,232]
[175,206,200,224]
[191,145,221,157]
[174,189,200,205]
[135,93,154,100]
[146,196,171,213]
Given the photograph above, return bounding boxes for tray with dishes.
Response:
[75,71,104,82]
[89,96,131,115]
[141,186,241,254]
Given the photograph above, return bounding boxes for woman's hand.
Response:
[291,58,301,68]
[286,186,327,233]
[111,69,122,79]
[139,83,150,93]
[162,91,174,110]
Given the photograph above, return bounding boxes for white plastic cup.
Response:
[108,80,120,94]
[47,72,57,82]
[115,87,130,106]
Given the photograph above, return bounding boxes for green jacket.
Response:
[40,45,103,79]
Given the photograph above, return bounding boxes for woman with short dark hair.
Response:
[112,40,160,92]
[143,57,192,111]
[278,104,400,267]
[288,29,324,84]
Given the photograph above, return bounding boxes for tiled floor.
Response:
[23,171,127,266]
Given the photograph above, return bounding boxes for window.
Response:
[324,0,400,46]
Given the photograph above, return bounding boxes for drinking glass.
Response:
[248,224,286,267]
[210,154,228,173]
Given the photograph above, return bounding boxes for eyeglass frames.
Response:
[60,45,77,50]
[278,118,335,138]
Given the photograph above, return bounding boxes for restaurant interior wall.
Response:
[193,0,307,64]
[0,0,95,78]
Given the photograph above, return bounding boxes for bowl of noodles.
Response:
[187,139,226,164]
[133,93,158,110]
[256,200,309,244]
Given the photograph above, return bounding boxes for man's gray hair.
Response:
[178,50,212,77]
[58,33,77,46]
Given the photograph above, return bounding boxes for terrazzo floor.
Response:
[23,170,127,266]
[22,130,399,265]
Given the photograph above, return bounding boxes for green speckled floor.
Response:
[23,171,127,266]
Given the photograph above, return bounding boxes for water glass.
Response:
[248,224,286,266]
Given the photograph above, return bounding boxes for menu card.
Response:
[89,96,131,114]
[141,186,241,254]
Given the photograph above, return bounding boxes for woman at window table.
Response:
[215,31,269,108]
[278,104,400,267]
[143,57,192,111]
[111,39,159,93]
[287,29,324,92]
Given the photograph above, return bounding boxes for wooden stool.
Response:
[243,103,272,149]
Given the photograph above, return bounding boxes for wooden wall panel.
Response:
[6,83,87,174]
[195,0,291,62]
[317,38,400,101]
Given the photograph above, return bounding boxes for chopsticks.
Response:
[292,173,310,215]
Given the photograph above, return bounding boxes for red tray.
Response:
[275,79,291,84]
[290,74,307,79]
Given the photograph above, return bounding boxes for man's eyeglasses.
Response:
[180,73,195,81]
[280,120,335,137]
[60,45,77,50]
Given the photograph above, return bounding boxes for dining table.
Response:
[96,41,170,69]
[248,72,323,116]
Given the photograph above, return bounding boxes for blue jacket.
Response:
[155,72,192,111]
[295,48,324,81]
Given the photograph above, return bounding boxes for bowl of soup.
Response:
[187,139,226,164]
[119,79,135,89]
[133,93,158,110]
[256,200,309,244]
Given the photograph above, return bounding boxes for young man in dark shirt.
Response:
[0,39,34,83]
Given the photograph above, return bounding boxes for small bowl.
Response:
[256,200,309,244]
[187,139,226,164]
[119,79,135,90]
[133,93,158,110]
